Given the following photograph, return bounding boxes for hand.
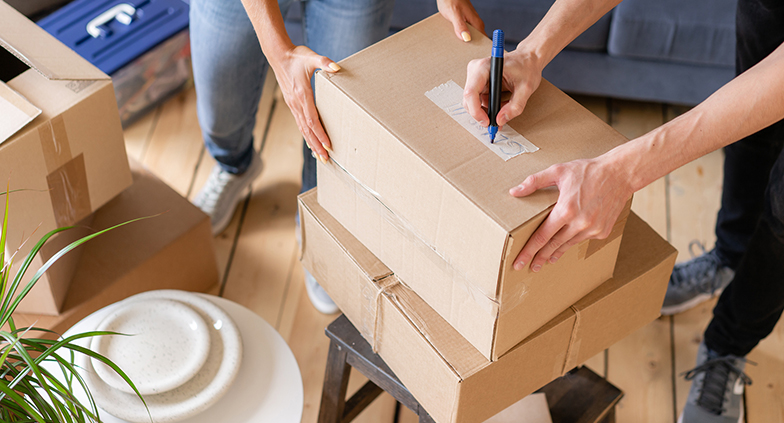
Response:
[271,45,340,163]
[463,47,544,130]
[437,0,485,41]
[509,156,633,272]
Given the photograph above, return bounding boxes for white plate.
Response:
[78,291,243,422]
[49,291,303,423]
[91,298,211,395]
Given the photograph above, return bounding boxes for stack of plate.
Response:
[77,291,244,423]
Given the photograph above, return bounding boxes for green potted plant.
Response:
[0,186,148,422]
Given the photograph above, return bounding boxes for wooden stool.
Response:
[318,315,623,423]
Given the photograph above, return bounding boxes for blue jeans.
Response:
[190,0,394,192]
[704,0,784,357]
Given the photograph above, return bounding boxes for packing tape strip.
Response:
[329,159,504,318]
[561,305,583,374]
[38,116,92,226]
[424,80,538,161]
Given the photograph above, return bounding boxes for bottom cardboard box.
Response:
[14,161,218,335]
[10,214,92,315]
[300,189,676,423]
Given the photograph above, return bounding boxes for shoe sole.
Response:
[305,283,339,315]
[661,288,723,316]
[677,399,743,423]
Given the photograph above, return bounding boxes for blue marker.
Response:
[488,29,504,143]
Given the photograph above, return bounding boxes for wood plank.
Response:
[608,317,674,423]
[609,99,668,239]
[139,88,203,196]
[122,107,159,162]
[219,91,302,324]
[746,316,784,423]
[671,298,717,417]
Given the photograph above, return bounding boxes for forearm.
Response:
[513,0,623,69]
[609,42,784,193]
[240,0,294,68]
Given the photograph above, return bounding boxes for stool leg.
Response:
[318,339,352,423]
[417,404,436,423]
[599,407,616,423]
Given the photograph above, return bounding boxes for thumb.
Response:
[317,54,341,72]
[509,168,558,197]
[448,15,472,42]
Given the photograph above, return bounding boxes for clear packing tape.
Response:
[360,272,585,379]
[38,115,92,227]
[327,159,628,323]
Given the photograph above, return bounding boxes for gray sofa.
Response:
[288,0,737,106]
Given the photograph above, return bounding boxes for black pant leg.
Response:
[706,148,784,356]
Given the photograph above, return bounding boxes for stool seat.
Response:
[318,314,622,423]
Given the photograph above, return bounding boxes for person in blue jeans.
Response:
[463,0,783,420]
[189,0,484,313]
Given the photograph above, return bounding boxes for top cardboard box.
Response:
[0,1,132,260]
[315,14,630,359]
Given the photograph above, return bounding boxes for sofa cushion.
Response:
[389,0,612,52]
[608,0,735,67]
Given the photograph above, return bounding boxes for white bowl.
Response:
[90,298,211,395]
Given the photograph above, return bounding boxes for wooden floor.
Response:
[123,75,784,423]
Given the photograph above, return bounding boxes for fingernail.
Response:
[514,261,524,271]
[322,143,333,153]
[329,62,341,71]
[549,256,559,264]
[509,185,524,195]
[320,154,330,164]
[532,264,542,273]
[461,31,471,42]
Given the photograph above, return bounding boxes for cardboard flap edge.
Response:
[0,81,41,144]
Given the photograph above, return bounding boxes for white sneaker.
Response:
[304,269,338,315]
[193,153,263,235]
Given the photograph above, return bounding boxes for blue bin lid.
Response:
[38,0,189,75]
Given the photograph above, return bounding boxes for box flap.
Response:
[321,14,627,232]
[0,81,40,144]
[0,1,108,81]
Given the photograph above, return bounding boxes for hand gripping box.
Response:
[0,2,132,314]
[315,14,631,360]
[14,160,218,335]
[300,189,676,423]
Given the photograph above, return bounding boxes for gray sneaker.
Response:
[304,269,338,315]
[193,153,263,236]
[678,342,751,423]
[661,242,734,315]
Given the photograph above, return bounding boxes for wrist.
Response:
[512,40,548,73]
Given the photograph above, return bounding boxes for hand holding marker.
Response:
[488,29,504,143]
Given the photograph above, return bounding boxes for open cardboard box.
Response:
[315,14,631,360]
[0,2,132,314]
[14,160,218,335]
[300,189,676,423]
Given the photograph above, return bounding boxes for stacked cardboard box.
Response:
[301,13,677,423]
[1,3,218,319]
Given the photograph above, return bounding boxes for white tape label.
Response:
[425,80,538,161]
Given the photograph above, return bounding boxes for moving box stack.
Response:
[301,14,678,423]
[0,4,217,329]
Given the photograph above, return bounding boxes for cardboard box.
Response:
[14,160,218,335]
[0,2,133,314]
[299,189,676,423]
[315,14,631,360]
